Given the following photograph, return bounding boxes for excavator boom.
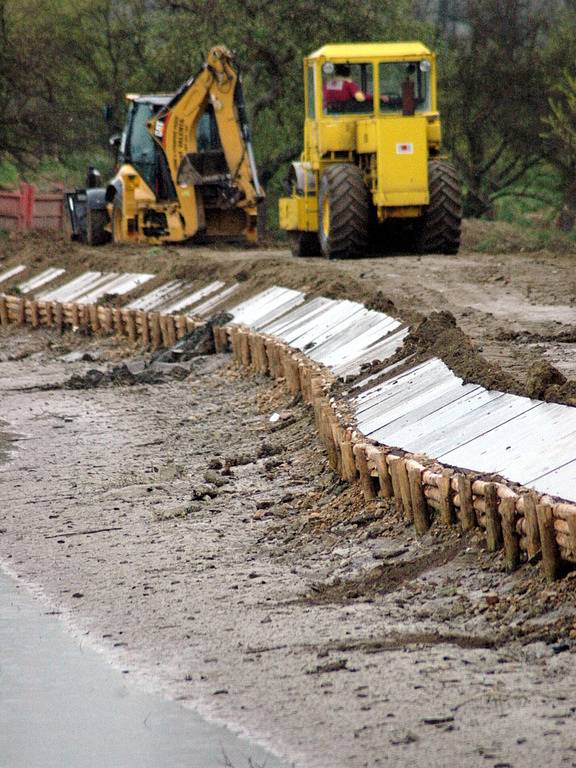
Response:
[151,45,263,238]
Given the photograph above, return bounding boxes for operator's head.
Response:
[334,63,351,78]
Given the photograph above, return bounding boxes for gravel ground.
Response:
[1,328,576,768]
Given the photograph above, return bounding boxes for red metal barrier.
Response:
[0,182,64,231]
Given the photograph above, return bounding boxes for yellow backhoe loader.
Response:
[279,42,462,258]
[66,45,264,247]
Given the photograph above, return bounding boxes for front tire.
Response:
[318,164,370,259]
[416,161,462,254]
[86,208,110,246]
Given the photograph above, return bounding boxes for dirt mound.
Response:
[366,290,396,315]
[526,360,567,399]
[406,312,521,392]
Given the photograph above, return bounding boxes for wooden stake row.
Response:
[224,321,576,582]
[0,293,205,350]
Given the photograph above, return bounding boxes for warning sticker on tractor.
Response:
[396,143,414,155]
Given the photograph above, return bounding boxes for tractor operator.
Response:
[323,64,367,110]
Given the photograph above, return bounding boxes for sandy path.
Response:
[1,333,576,767]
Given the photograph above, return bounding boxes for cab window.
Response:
[126,102,156,188]
[322,62,374,115]
[196,108,222,151]
[378,61,431,114]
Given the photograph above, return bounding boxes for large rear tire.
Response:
[416,160,462,254]
[86,208,110,246]
[289,230,320,258]
[318,164,370,259]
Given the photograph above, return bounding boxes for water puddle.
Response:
[0,571,287,768]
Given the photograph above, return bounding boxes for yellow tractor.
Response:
[279,42,462,258]
[66,46,264,247]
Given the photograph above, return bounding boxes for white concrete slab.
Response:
[230,287,298,324]
[38,272,102,302]
[528,459,576,499]
[265,298,336,339]
[18,268,66,294]
[332,328,410,378]
[0,265,26,285]
[311,316,402,367]
[162,281,226,314]
[252,294,307,330]
[260,297,331,335]
[192,284,240,317]
[127,280,185,311]
[380,387,502,451]
[78,273,153,304]
[359,369,461,435]
[439,401,576,482]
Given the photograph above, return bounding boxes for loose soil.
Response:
[2,327,576,767]
[2,221,576,399]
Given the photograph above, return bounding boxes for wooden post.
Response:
[523,493,541,560]
[438,473,454,526]
[408,465,430,535]
[54,302,64,333]
[89,304,100,333]
[321,404,338,470]
[240,331,251,367]
[0,295,9,327]
[340,438,357,483]
[372,450,393,498]
[29,300,39,328]
[175,315,187,340]
[387,457,412,522]
[140,311,150,348]
[387,456,404,518]
[457,474,475,531]
[167,315,177,347]
[83,304,93,334]
[484,483,502,552]
[149,313,161,350]
[354,445,377,501]
[18,298,26,326]
[500,497,520,572]
[536,504,560,581]
[70,303,80,329]
[124,310,136,344]
[114,307,124,337]
[41,301,51,327]
[565,512,576,559]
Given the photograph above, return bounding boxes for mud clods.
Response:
[64,313,232,390]
[366,290,396,315]
[525,360,576,405]
[526,360,567,399]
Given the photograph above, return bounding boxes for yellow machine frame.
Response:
[109,46,263,245]
[279,42,441,232]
